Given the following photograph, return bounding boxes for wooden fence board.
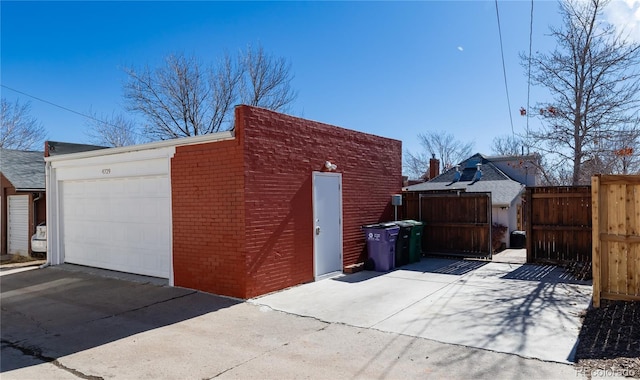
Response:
[592,174,640,307]
[402,191,491,258]
[592,176,602,307]
[525,186,592,265]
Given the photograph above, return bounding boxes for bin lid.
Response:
[401,219,423,226]
[394,221,413,228]
[362,222,398,229]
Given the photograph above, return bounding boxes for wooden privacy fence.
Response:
[592,175,640,307]
[402,192,492,258]
[525,186,592,264]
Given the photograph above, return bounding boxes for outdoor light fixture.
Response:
[324,161,337,171]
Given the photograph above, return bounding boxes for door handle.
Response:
[316,226,321,235]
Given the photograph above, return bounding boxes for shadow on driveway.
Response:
[0,266,240,373]
[332,258,489,284]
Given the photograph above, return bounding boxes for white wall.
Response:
[492,195,524,248]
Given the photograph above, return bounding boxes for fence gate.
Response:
[592,175,640,307]
[403,192,492,259]
[525,186,592,264]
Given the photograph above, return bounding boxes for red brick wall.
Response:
[171,106,402,299]
[237,106,402,298]
[171,136,247,298]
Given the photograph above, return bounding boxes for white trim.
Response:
[46,146,175,279]
[45,130,234,163]
[166,152,174,286]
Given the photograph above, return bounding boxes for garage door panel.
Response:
[8,195,29,255]
[61,176,171,278]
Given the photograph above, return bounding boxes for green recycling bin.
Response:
[402,220,424,263]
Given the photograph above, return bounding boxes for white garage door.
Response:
[60,176,171,278]
[8,195,29,255]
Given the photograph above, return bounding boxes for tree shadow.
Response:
[352,261,593,377]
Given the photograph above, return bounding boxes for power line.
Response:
[494,0,515,136]
[526,0,534,136]
[1,84,121,129]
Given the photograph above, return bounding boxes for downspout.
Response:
[32,192,42,231]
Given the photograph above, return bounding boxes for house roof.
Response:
[46,141,109,156]
[403,153,525,207]
[0,148,45,191]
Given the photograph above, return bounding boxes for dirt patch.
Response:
[574,300,640,379]
[0,254,44,267]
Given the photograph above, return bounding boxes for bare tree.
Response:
[124,54,212,140]
[523,0,640,185]
[85,111,141,147]
[240,45,297,111]
[403,150,430,179]
[491,135,526,156]
[124,45,297,141]
[404,131,474,178]
[0,98,46,150]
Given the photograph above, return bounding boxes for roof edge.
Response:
[45,130,235,162]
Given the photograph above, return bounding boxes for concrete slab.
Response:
[217,322,580,380]
[2,262,593,379]
[253,258,593,364]
[492,248,526,264]
[253,272,454,328]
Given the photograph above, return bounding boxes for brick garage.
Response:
[47,105,402,299]
[173,106,401,298]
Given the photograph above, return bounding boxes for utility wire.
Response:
[1,83,122,129]
[526,0,534,136]
[494,0,515,136]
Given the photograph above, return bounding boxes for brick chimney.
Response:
[429,154,440,180]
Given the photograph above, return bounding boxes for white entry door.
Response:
[8,195,29,256]
[312,172,343,279]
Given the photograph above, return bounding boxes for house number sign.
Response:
[102,168,111,175]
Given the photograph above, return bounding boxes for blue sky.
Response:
[2,1,638,169]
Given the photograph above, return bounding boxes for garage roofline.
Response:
[45,130,235,162]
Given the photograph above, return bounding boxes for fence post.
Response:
[525,187,532,263]
[591,175,601,308]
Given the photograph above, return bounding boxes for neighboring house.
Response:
[0,149,46,255]
[0,143,107,256]
[44,105,402,299]
[403,153,540,248]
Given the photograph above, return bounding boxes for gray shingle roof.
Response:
[0,148,45,191]
[404,153,525,206]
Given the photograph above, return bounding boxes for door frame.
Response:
[312,171,343,280]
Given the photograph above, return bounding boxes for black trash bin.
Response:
[393,221,412,267]
[401,220,424,263]
[510,230,526,249]
[362,223,400,271]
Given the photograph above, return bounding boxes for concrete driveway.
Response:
[252,258,593,363]
[1,262,589,379]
